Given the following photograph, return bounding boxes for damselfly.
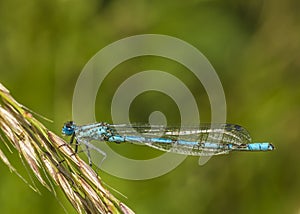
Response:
[62,121,274,165]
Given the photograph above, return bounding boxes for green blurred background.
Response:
[0,0,299,213]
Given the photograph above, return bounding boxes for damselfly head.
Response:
[62,121,75,136]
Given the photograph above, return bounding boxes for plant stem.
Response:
[0,83,134,214]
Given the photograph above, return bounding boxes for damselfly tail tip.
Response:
[259,142,275,151]
[248,142,275,151]
[269,143,275,151]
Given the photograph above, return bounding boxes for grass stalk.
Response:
[0,83,134,214]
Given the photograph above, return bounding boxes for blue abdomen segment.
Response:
[108,135,199,145]
[107,135,146,142]
[246,143,274,151]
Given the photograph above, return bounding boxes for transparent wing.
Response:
[105,123,251,156]
[74,123,252,157]
[109,123,252,145]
